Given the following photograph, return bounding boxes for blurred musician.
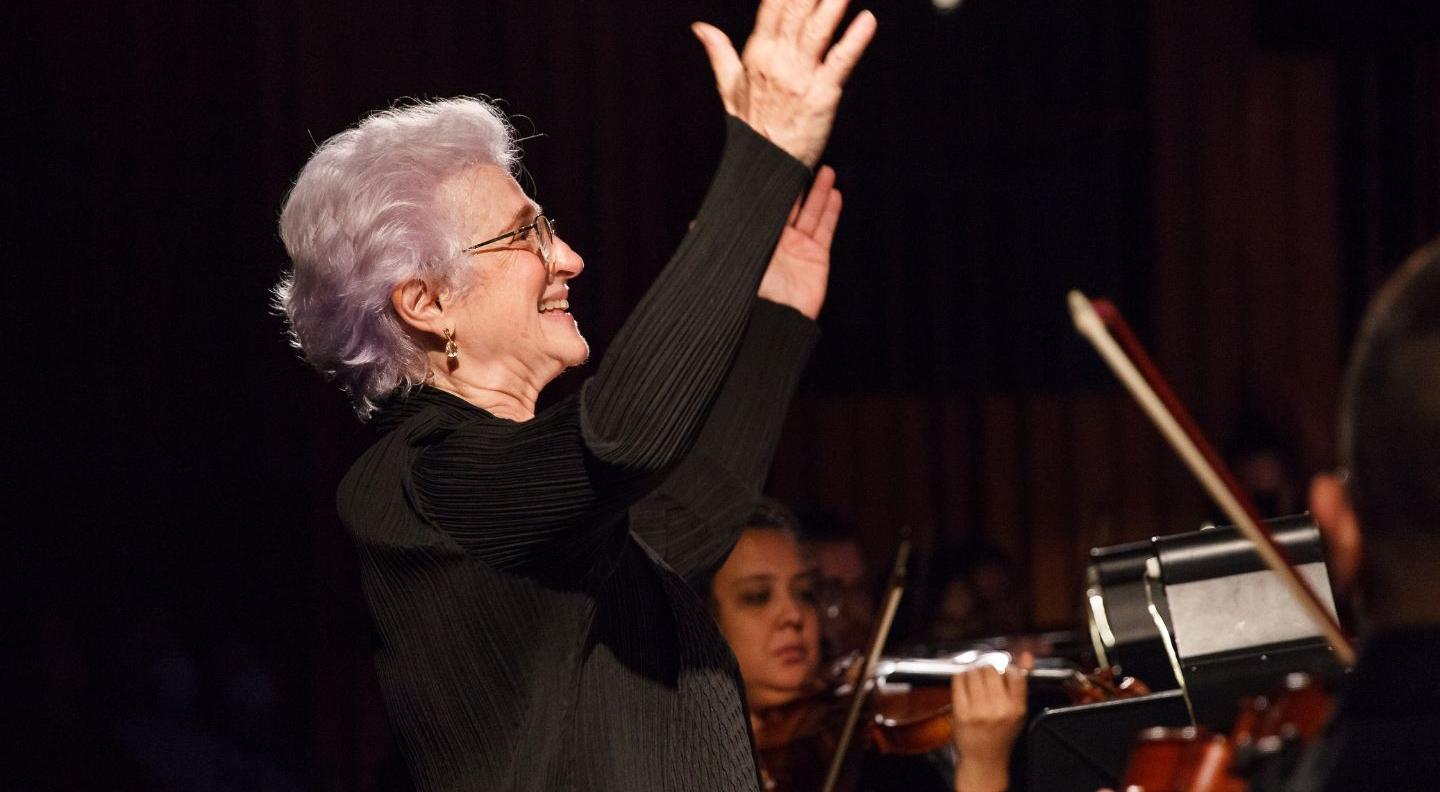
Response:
[798,507,877,660]
[1288,237,1440,789]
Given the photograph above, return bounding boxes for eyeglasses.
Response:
[463,214,558,278]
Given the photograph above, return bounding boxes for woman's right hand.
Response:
[692,0,877,167]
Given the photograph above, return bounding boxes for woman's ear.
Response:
[391,279,445,334]
[1310,472,1362,593]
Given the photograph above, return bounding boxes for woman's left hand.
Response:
[758,165,840,320]
[950,652,1032,792]
[692,0,876,167]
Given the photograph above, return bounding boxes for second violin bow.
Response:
[1068,290,1355,667]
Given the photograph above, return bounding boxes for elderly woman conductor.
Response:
[273,2,875,791]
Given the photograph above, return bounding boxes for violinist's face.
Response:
[711,528,821,711]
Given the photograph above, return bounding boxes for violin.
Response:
[753,650,1151,791]
[1121,672,1333,792]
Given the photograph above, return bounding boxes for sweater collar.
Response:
[371,385,485,437]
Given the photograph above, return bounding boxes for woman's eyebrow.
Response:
[729,574,776,586]
[501,204,536,230]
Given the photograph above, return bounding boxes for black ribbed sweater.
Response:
[338,118,815,792]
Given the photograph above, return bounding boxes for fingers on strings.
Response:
[953,665,1027,718]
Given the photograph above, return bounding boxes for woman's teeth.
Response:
[538,298,570,313]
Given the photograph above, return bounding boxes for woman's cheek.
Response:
[725,610,767,682]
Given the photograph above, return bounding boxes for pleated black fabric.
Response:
[338,119,815,792]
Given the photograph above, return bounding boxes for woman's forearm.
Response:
[580,117,809,473]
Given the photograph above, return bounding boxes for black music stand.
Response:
[1027,690,1191,792]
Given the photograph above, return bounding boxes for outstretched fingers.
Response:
[815,188,842,249]
[753,0,788,38]
[692,23,743,112]
[777,0,819,42]
[801,0,850,58]
[794,165,837,233]
[708,1,876,165]
[819,9,877,86]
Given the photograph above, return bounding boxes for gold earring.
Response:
[443,328,458,360]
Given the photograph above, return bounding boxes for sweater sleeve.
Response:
[580,117,812,473]
[629,298,818,583]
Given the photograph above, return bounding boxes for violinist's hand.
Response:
[692,0,877,167]
[950,652,1032,792]
[758,166,840,319]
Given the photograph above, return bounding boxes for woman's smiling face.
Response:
[437,163,589,382]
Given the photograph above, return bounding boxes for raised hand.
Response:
[758,166,841,319]
[950,652,1032,792]
[692,0,877,167]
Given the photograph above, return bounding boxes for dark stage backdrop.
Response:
[10,0,1439,789]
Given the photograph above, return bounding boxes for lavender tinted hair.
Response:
[274,97,519,419]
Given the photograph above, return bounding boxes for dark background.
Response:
[8,0,1440,789]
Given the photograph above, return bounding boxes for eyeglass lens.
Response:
[534,215,555,276]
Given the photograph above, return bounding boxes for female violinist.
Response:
[706,498,1031,792]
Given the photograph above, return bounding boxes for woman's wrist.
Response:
[953,759,1008,792]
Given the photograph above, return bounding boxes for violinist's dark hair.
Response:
[697,497,807,609]
[1341,235,1440,539]
[748,497,805,535]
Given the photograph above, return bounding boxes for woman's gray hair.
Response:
[274,97,519,419]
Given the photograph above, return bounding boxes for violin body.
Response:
[867,685,954,754]
[1123,727,1245,792]
[759,723,848,792]
[755,690,857,792]
[1119,674,1334,792]
[754,682,950,792]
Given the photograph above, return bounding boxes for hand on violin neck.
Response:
[950,651,1031,792]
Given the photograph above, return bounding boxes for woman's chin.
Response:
[765,673,811,698]
[542,322,590,369]
[561,336,591,368]
[752,683,809,711]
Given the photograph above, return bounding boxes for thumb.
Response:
[692,22,743,110]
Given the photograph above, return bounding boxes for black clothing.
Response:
[339,118,814,792]
[859,753,955,792]
[1284,627,1440,791]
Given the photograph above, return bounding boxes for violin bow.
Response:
[1068,291,1356,668]
[820,537,912,792]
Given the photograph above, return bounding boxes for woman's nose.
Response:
[551,236,584,282]
[776,594,805,627]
